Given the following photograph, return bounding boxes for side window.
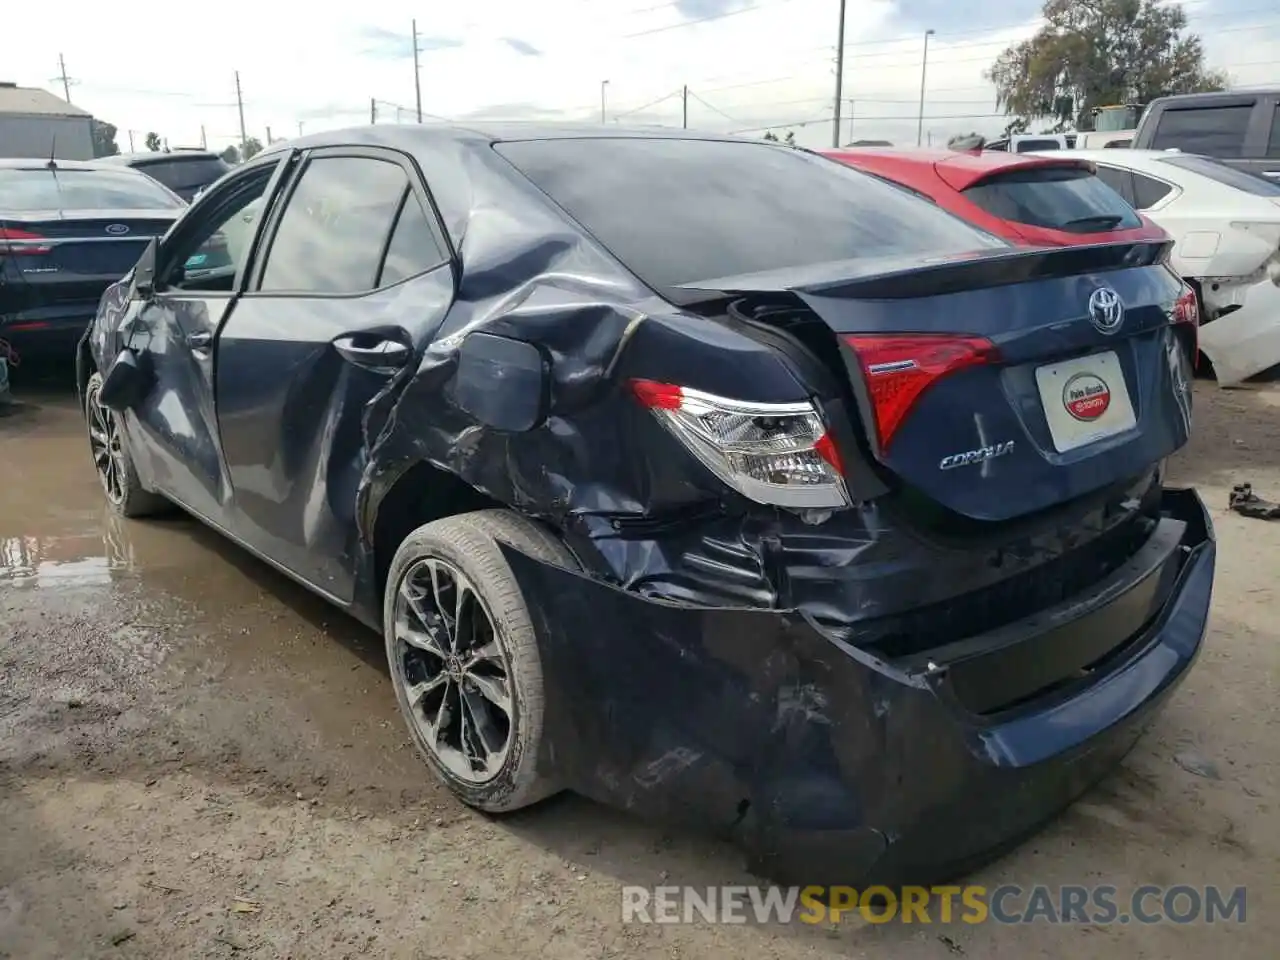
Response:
[1150,105,1253,157]
[1094,165,1136,205]
[258,156,408,294]
[377,190,448,287]
[1131,173,1174,210]
[1268,105,1280,158]
[166,165,276,293]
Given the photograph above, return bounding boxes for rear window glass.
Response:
[0,167,185,211]
[1157,154,1280,196]
[133,157,230,193]
[494,137,1000,289]
[1267,105,1280,158]
[1149,105,1253,156]
[1015,138,1062,152]
[963,167,1142,232]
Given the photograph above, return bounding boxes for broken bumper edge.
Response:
[498,487,1215,886]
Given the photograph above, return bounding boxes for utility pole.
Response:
[916,29,935,147]
[298,121,304,136]
[412,19,423,123]
[846,98,855,144]
[370,97,377,124]
[682,85,688,129]
[832,0,847,148]
[234,71,248,160]
[56,53,72,103]
[200,124,207,149]
[266,126,273,144]
[600,80,609,124]
[127,130,135,151]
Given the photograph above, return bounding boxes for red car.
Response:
[821,147,1168,246]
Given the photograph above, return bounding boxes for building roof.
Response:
[0,82,91,118]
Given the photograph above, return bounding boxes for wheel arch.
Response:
[369,459,505,606]
[75,338,95,412]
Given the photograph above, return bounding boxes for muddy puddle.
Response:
[0,387,418,794]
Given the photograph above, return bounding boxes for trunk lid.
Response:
[680,241,1193,522]
[1,210,175,310]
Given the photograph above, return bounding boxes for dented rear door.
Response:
[214,147,455,602]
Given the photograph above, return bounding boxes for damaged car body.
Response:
[77,125,1216,886]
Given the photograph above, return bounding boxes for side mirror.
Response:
[133,238,159,299]
[98,348,154,411]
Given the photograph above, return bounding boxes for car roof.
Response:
[258,121,760,159]
[0,156,136,171]
[822,146,1093,191]
[1145,89,1279,107]
[101,150,225,165]
[1033,148,1206,172]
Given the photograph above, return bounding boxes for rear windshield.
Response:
[1014,138,1063,152]
[1157,154,1280,197]
[1149,105,1253,157]
[963,167,1142,233]
[493,137,1000,288]
[132,157,230,193]
[0,167,185,211]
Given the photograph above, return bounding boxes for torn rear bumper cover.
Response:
[501,487,1214,885]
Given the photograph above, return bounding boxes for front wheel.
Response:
[84,372,167,518]
[383,509,575,812]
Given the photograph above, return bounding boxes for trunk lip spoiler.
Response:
[671,238,1173,299]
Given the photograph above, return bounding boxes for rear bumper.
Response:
[501,487,1214,885]
[0,301,98,362]
[1197,277,1280,386]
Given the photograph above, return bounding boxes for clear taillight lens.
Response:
[629,379,850,510]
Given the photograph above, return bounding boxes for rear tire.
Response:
[383,509,577,812]
[84,372,167,518]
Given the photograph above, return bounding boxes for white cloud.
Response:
[6,0,1279,153]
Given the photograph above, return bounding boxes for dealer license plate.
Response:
[1034,350,1137,453]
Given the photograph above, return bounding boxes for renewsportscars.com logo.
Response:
[621,884,1247,926]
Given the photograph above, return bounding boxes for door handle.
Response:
[332,335,411,371]
[187,330,212,350]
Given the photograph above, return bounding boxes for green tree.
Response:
[219,145,240,164]
[947,131,983,148]
[783,131,796,146]
[987,0,1228,130]
[241,137,264,160]
[144,131,162,151]
[762,131,779,141]
[91,119,120,157]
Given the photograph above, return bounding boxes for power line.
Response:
[686,91,746,125]
[624,0,802,38]
[610,88,683,119]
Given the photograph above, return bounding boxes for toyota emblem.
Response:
[1088,286,1125,334]
[105,223,130,236]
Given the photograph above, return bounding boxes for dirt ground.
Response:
[1,371,1276,959]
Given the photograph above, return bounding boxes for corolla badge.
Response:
[1088,286,1124,334]
[105,223,130,235]
[939,440,1016,470]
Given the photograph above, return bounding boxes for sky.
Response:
[5,0,1280,153]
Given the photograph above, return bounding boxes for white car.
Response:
[1039,148,1280,386]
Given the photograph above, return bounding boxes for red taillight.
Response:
[0,227,51,256]
[842,333,999,450]
[1173,287,1199,370]
[629,378,683,409]
[1173,288,1199,327]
